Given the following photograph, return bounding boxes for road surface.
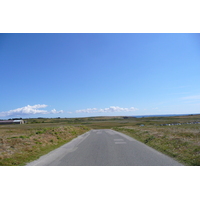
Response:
[26,129,183,166]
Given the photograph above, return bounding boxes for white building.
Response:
[0,120,24,125]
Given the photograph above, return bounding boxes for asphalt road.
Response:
[27,129,183,166]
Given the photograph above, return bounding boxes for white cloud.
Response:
[75,106,138,113]
[0,104,63,117]
[99,106,138,113]
[50,109,64,114]
[75,108,98,113]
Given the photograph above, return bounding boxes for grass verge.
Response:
[113,126,200,166]
[0,125,90,166]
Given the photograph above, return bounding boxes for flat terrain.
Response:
[1,114,200,165]
[27,129,182,166]
[0,124,90,165]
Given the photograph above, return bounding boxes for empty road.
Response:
[27,129,183,166]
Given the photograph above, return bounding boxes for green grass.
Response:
[1,114,200,166]
[113,125,200,166]
[0,125,90,166]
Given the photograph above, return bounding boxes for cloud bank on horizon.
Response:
[75,106,138,113]
[0,104,64,118]
[0,105,138,118]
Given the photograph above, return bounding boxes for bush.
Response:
[144,135,155,144]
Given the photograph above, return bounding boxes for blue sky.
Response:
[1,33,200,119]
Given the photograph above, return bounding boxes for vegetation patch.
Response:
[113,125,200,166]
[1,115,200,166]
[0,125,90,166]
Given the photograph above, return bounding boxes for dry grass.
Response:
[0,124,90,166]
[1,115,200,166]
[113,124,200,166]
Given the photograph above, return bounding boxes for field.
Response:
[1,115,200,166]
[0,123,90,166]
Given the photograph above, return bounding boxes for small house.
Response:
[13,120,24,124]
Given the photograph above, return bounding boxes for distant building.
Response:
[13,120,24,124]
[0,120,24,125]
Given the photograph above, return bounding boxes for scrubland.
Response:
[1,115,200,166]
[113,124,200,166]
[0,123,89,166]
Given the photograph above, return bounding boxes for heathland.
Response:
[0,115,200,166]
